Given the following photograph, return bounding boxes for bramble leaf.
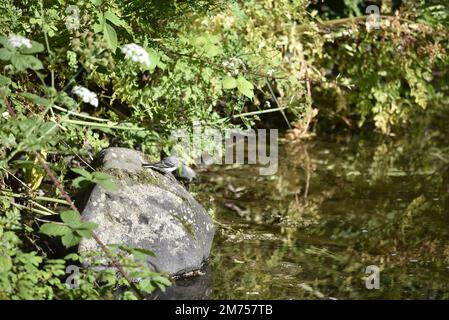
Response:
[60,210,82,228]
[40,223,71,237]
[222,76,237,89]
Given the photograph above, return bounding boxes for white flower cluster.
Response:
[223,57,244,76]
[65,5,80,31]
[8,35,32,49]
[121,43,151,67]
[72,86,99,107]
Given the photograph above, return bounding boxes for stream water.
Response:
[193,134,449,299]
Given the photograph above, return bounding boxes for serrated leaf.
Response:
[237,76,254,99]
[148,49,160,70]
[139,279,155,294]
[80,221,98,230]
[222,76,237,89]
[153,275,171,287]
[204,43,221,58]
[20,41,44,54]
[92,172,119,192]
[131,247,155,261]
[133,248,156,257]
[21,93,52,107]
[91,171,113,180]
[104,10,124,27]
[0,256,12,273]
[71,167,92,179]
[64,253,81,261]
[75,228,93,238]
[72,176,92,189]
[0,75,12,86]
[40,223,71,236]
[90,0,102,6]
[93,23,103,33]
[61,232,81,248]
[0,36,10,48]
[56,92,77,109]
[60,210,82,228]
[97,179,119,192]
[75,221,97,238]
[103,22,118,52]
[22,55,43,70]
[11,55,43,71]
[0,48,12,61]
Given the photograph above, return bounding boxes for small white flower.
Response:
[71,86,99,107]
[8,35,32,49]
[65,5,80,31]
[121,43,151,68]
[2,111,10,119]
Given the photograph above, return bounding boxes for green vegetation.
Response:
[0,0,448,299]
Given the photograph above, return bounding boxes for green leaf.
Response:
[56,92,77,109]
[133,248,156,257]
[0,48,12,61]
[132,248,156,261]
[236,76,254,99]
[71,167,93,179]
[153,275,171,287]
[75,228,93,238]
[204,43,221,58]
[75,221,97,238]
[64,253,82,261]
[0,36,11,48]
[20,41,44,54]
[93,23,103,33]
[147,49,160,70]
[139,279,155,293]
[23,55,43,70]
[21,93,52,107]
[0,256,13,273]
[11,55,43,71]
[90,0,102,6]
[104,10,125,27]
[80,221,98,230]
[91,171,113,180]
[72,176,92,189]
[0,75,12,86]
[61,232,81,248]
[103,22,118,52]
[222,76,237,89]
[92,172,119,192]
[97,179,119,192]
[60,210,82,228]
[40,223,71,237]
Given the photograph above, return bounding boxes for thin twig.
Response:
[265,79,292,129]
[232,106,289,119]
[11,202,54,216]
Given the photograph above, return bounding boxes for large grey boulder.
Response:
[76,147,215,275]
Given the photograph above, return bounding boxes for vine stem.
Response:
[3,96,144,300]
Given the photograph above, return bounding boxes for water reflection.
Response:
[197,134,449,299]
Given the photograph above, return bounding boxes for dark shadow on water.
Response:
[149,265,213,300]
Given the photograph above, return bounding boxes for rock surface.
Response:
[77,147,215,275]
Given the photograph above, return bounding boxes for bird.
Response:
[142,156,180,174]
[174,164,197,183]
